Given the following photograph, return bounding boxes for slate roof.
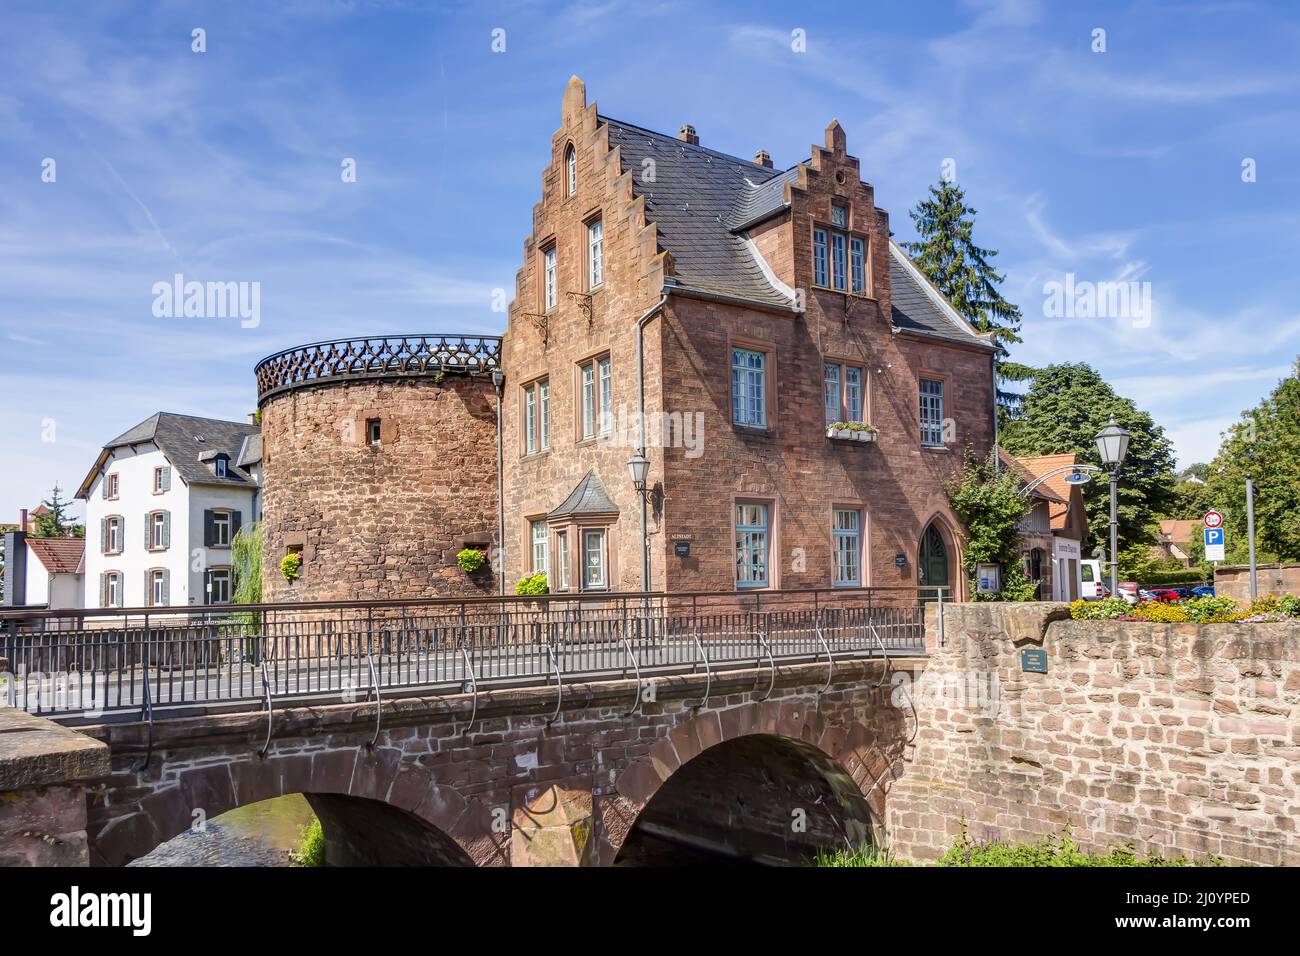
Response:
[599,114,995,351]
[548,472,619,520]
[78,413,260,498]
[601,116,796,310]
[237,433,263,468]
[888,242,999,350]
[26,537,84,575]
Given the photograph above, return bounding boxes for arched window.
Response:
[565,145,576,196]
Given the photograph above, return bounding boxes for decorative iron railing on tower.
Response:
[254,334,503,403]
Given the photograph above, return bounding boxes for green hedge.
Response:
[1138,569,1209,586]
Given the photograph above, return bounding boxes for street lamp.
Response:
[626,453,651,592]
[1094,416,1131,595]
[626,453,650,492]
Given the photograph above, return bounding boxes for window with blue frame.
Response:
[735,503,770,588]
[732,347,767,427]
[833,509,861,587]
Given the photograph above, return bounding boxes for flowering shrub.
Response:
[456,548,487,573]
[1127,601,1190,623]
[1071,593,1295,624]
[1182,596,1245,624]
[1070,597,1129,620]
[515,572,548,596]
[827,421,877,433]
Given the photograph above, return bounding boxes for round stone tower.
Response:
[255,334,502,603]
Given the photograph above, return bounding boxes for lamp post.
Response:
[626,453,651,591]
[1094,416,1131,595]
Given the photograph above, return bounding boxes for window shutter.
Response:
[100,518,107,555]
[144,570,151,606]
[163,512,171,549]
[99,573,106,608]
[101,476,108,499]
[144,513,151,549]
[162,569,170,606]
[203,510,213,547]
[162,466,171,492]
[231,510,242,540]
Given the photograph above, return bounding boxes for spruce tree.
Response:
[34,484,81,538]
[904,180,1032,416]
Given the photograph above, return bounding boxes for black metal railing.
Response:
[0,587,943,720]
[254,333,503,403]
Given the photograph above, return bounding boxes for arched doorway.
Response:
[918,520,951,597]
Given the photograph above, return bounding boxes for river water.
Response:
[129,793,317,867]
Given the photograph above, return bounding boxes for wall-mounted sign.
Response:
[1020,648,1048,674]
[894,553,907,567]
[977,563,1001,593]
[674,541,691,557]
[670,533,693,541]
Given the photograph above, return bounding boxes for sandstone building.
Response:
[501,78,997,598]
[255,78,998,602]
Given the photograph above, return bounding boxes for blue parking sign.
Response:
[1204,528,1224,546]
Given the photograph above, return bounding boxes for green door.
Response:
[919,523,949,597]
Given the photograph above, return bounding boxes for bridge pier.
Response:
[0,707,109,866]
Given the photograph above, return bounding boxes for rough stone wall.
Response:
[79,658,909,866]
[1214,563,1300,603]
[501,76,665,593]
[260,375,500,602]
[890,603,1300,866]
[0,707,109,866]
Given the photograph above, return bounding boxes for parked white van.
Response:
[1080,560,1105,600]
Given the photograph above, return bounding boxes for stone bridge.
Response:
[8,603,1299,868]
[79,656,912,866]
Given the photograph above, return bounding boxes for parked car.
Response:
[1079,560,1105,600]
[1170,587,1196,600]
[1138,589,1157,602]
[1192,584,1215,598]
[1116,582,1140,605]
[1147,588,1182,603]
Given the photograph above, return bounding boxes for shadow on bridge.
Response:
[614,734,876,866]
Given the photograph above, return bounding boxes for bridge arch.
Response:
[602,702,896,865]
[89,747,496,867]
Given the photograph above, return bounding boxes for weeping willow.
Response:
[230,521,262,626]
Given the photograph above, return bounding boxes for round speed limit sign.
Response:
[1204,510,1224,529]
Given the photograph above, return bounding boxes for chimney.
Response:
[248,412,258,426]
[678,123,699,146]
[754,149,773,168]
[19,508,28,532]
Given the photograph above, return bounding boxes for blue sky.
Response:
[2,0,1298,523]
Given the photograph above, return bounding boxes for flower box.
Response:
[826,423,877,443]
